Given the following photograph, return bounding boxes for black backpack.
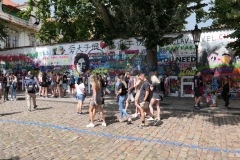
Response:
[27,82,36,93]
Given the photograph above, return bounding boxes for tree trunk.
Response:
[145,49,158,69]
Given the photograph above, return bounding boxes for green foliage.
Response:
[209,0,240,56]
[23,0,207,49]
[0,22,7,42]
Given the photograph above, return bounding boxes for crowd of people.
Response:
[193,71,231,109]
[0,70,233,128]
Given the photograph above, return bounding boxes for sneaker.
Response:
[28,109,31,112]
[14,99,17,101]
[77,112,83,115]
[34,105,38,109]
[132,113,138,118]
[86,123,95,128]
[102,122,107,127]
[200,102,203,105]
[147,117,154,121]
[153,119,162,126]
[11,99,13,101]
[194,105,201,110]
[137,124,146,129]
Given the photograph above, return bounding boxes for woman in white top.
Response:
[75,77,85,114]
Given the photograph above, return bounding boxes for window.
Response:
[31,40,35,46]
[4,35,19,48]
[5,36,11,48]
[12,36,18,47]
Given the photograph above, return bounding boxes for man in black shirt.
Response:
[3,73,10,101]
[137,73,160,128]
[62,72,69,97]
[194,71,202,109]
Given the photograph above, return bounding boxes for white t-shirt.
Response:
[75,83,85,95]
[164,77,169,84]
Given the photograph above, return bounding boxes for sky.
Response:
[12,0,213,30]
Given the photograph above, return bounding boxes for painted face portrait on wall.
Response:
[200,41,234,68]
[74,53,90,74]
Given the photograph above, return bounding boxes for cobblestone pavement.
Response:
[1,96,240,160]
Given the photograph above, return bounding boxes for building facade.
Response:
[0,0,39,49]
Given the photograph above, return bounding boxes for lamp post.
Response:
[191,24,202,70]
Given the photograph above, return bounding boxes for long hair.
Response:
[119,75,127,88]
[151,75,160,84]
[90,74,101,91]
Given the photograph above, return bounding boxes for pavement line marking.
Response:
[0,119,239,154]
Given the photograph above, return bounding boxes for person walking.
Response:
[132,74,142,118]
[9,74,18,101]
[75,77,85,114]
[41,72,49,98]
[147,75,161,121]
[2,73,10,102]
[116,75,132,124]
[50,72,57,97]
[125,72,135,111]
[87,75,106,128]
[193,71,202,109]
[222,76,231,108]
[25,76,38,111]
[137,73,159,128]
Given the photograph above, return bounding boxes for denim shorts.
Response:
[76,94,85,101]
[63,84,68,90]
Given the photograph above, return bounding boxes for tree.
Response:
[209,0,240,56]
[0,21,7,42]
[22,0,207,67]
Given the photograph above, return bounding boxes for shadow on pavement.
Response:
[35,107,53,111]
[0,112,22,116]
[206,114,240,126]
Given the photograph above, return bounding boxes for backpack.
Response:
[27,82,35,93]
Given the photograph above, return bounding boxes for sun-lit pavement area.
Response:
[1,95,240,160]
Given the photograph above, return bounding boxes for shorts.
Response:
[70,84,75,89]
[76,94,85,101]
[140,101,150,109]
[194,88,202,98]
[62,84,68,90]
[90,98,102,107]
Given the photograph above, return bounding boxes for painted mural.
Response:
[157,29,240,98]
[0,38,147,76]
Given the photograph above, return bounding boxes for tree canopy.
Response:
[209,0,240,56]
[21,0,207,49]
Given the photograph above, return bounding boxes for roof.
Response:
[2,0,18,7]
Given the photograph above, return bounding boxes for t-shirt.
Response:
[212,77,218,91]
[193,76,200,88]
[25,79,37,93]
[75,83,85,95]
[164,77,169,84]
[63,75,68,83]
[128,77,134,91]
[152,82,161,94]
[118,82,127,96]
[139,81,150,103]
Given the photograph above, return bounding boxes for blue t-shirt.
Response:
[212,77,218,91]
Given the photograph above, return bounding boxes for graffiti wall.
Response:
[157,29,240,98]
[0,38,148,92]
[0,38,147,75]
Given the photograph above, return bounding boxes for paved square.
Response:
[0,97,240,160]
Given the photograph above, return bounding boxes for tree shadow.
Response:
[3,156,20,160]
[205,114,240,126]
[0,112,22,116]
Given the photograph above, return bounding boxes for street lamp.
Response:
[191,24,202,69]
